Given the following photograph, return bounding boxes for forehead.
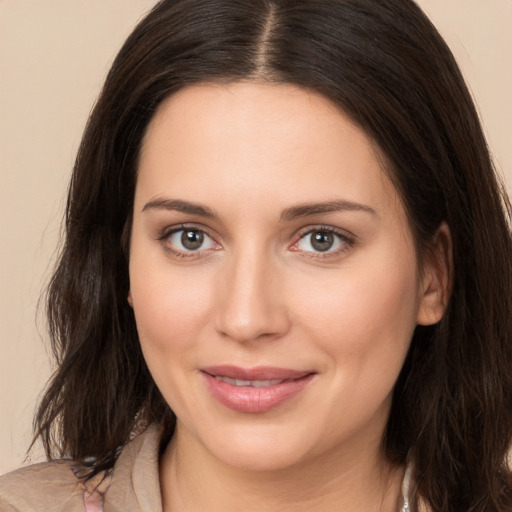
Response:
[136,81,401,220]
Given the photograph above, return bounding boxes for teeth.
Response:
[214,376,284,387]
[251,379,283,387]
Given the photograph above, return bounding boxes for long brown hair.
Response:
[34,1,512,510]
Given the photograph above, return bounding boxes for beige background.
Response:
[1,0,511,474]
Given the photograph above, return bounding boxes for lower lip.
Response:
[202,372,315,413]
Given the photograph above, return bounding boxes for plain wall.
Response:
[1,0,511,474]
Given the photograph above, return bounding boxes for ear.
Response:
[417,222,453,326]
[127,290,133,308]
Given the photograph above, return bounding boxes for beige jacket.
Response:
[0,424,163,512]
[1,424,424,512]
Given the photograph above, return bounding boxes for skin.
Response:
[128,82,450,511]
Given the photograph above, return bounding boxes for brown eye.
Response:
[310,231,335,252]
[295,228,350,255]
[165,228,217,253]
[181,230,204,250]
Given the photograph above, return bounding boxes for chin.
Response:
[211,438,308,472]
[191,420,316,472]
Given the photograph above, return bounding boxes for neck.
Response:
[159,425,405,512]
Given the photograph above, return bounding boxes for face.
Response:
[129,82,443,472]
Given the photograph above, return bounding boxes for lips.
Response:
[201,365,315,413]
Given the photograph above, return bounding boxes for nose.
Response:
[214,248,290,343]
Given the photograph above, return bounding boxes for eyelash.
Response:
[157,224,355,260]
[290,226,355,260]
[158,224,220,260]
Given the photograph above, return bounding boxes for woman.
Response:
[1,0,511,511]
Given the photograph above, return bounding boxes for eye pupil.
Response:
[181,230,204,250]
[311,231,334,252]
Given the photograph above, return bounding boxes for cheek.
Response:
[129,263,217,413]
[290,257,421,358]
[129,260,215,355]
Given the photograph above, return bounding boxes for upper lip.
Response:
[201,365,313,381]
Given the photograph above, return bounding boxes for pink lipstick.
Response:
[201,365,315,413]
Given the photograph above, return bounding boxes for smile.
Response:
[201,366,315,413]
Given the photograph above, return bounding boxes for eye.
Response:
[294,228,352,255]
[166,228,218,252]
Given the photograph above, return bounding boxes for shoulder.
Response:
[0,459,86,512]
[0,424,164,512]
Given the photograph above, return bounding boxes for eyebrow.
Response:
[142,198,218,218]
[280,200,377,221]
[141,197,376,221]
